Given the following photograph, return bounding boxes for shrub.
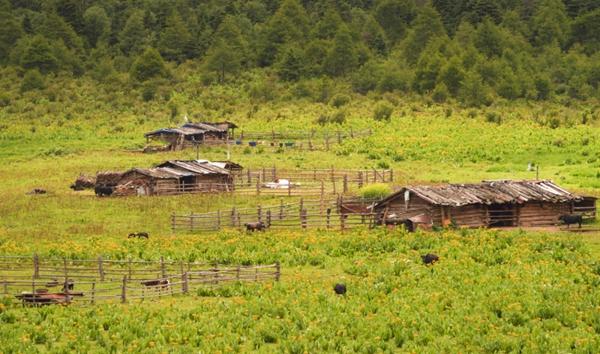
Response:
[0,93,10,107]
[330,94,351,108]
[432,83,449,103]
[20,69,45,92]
[142,84,156,101]
[373,102,393,121]
[330,110,346,124]
[359,183,392,200]
[485,112,502,124]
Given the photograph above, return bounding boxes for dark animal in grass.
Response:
[334,283,347,295]
[141,279,170,289]
[244,221,267,232]
[27,188,47,195]
[559,214,583,228]
[128,232,149,239]
[421,253,439,265]
[45,279,74,291]
[95,186,113,196]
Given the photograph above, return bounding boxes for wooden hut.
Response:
[114,160,233,196]
[372,180,596,229]
[144,122,237,150]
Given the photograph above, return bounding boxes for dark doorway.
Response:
[179,176,196,192]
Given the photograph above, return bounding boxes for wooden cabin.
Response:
[113,160,234,196]
[144,122,237,150]
[372,180,596,229]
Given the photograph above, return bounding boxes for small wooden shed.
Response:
[372,180,596,228]
[144,122,237,150]
[114,160,233,196]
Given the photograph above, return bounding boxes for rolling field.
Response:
[1,84,600,352]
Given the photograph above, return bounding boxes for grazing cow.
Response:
[141,279,170,289]
[95,186,113,196]
[421,253,439,265]
[382,214,415,232]
[559,214,583,228]
[244,221,268,232]
[334,283,347,295]
[27,188,47,195]
[128,232,149,239]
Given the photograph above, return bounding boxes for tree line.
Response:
[2,0,600,106]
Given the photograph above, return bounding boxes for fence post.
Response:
[320,181,325,215]
[332,179,337,195]
[231,207,236,227]
[33,254,39,279]
[279,199,284,220]
[171,213,176,232]
[330,166,335,182]
[308,139,313,151]
[160,257,166,278]
[236,265,241,280]
[326,208,331,229]
[256,178,260,196]
[340,214,346,232]
[301,209,307,229]
[128,258,132,280]
[91,282,96,305]
[63,258,68,280]
[343,175,348,194]
[189,212,193,232]
[272,166,277,180]
[313,169,317,181]
[98,256,104,281]
[299,198,304,212]
[247,169,251,185]
[32,278,36,305]
[182,272,189,294]
[390,169,394,182]
[350,128,354,138]
[266,210,272,228]
[217,210,221,230]
[325,135,330,151]
[257,205,262,222]
[373,168,378,183]
[358,172,363,189]
[121,276,127,304]
[337,131,342,144]
[275,262,281,281]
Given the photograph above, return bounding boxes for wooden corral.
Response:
[372,180,596,229]
[1,255,280,306]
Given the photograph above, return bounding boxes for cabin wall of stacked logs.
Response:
[171,196,379,232]
[1,255,280,305]
[154,168,394,196]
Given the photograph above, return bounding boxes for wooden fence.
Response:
[150,168,394,197]
[171,196,378,232]
[236,128,371,141]
[0,255,279,306]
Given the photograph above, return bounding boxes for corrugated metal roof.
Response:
[157,160,231,175]
[144,127,206,137]
[375,180,582,207]
[127,167,196,179]
[182,122,225,132]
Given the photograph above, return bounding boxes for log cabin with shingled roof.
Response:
[372,180,596,229]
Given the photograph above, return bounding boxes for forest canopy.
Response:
[1,0,600,106]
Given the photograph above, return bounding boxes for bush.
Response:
[432,83,449,103]
[373,102,393,121]
[330,110,346,124]
[485,112,502,124]
[359,183,392,200]
[330,94,351,108]
[0,93,10,107]
[142,84,156,101]
[20,69,45,92]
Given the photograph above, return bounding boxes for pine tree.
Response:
[204,39,242,83]
[130,47,168,82]
[159,11,193,62]
[277,45,305,81]
[531,0,570,48]
[324,25,358,76]
[439,56,465,96]
[375,0,416,44]
[20,35,59,73]
[83,6,110,48]
[119,11,147,55]
[402,5,447,64]
[0,11,23,63]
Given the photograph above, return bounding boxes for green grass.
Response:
[2,75,600,352]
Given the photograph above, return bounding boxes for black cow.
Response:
[383,216,415,232]
[95,186,113,196]
[334,283,346,295]
[421,253,439,265]
[559,214,583,228]
[141,279,170,289]
[27,188,47,195]
[128,232,149,239]
[244,221,267,232]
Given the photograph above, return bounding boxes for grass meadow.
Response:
[1,75,600,351]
